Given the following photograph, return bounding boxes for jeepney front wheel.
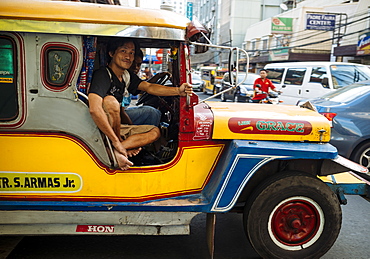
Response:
[243,172,342,259]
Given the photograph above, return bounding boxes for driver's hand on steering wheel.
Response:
[178,83,193,96]
[148,72,172,84]
[158,72,172,78]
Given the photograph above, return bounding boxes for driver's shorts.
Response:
[120,124,157,140]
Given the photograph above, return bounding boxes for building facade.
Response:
[243,0,370,71]
[192,0,286,68]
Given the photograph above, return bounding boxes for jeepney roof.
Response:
[0,0,190,39]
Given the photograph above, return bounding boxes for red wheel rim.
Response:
[271,199,320,246]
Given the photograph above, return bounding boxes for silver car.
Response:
[191,73,205,92]
[220,72,259,102]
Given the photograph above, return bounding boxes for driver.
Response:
[122,49,168,127]
[88,38,192,171]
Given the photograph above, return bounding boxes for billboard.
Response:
[271,17,293,34]
[306,13,336,31]
[357,32,370,56]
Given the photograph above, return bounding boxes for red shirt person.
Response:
[252,69,277,101]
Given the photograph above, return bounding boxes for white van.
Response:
[264,62,370,105]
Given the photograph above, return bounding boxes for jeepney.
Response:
[200,66,228,95]
[0,1,369,258]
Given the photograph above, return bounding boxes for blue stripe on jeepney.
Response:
[209,140,338,212]
[211,154,289,212]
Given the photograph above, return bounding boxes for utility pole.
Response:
[135,0,140,7]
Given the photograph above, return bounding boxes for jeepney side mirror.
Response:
[228,50,236,85]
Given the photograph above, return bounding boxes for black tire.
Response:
[352,141,370,170]
[351,141,370,181]
[243,171,342,259]
[220,92,226,102]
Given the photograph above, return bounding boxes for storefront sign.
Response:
[269,48,289,61]
[306,13,336,31]
[357,32,370,56]
[271,17,293,34]
[186,2,193,21]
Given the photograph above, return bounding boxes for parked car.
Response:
[191,72,205,92]
[298,80,370,178]
[265,62,370,105]
[220,72,259,102]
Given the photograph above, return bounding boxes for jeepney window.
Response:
[284,68,306,85]
[45,48,73,88]
[266,68,284,84]
[0,36,18,121]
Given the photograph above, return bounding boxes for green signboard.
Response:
[271,17,293,34]
[269,48,289,61]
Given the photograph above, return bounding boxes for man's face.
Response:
[130,56,143,75]
[260,70,267,78]
[109,41,135,70]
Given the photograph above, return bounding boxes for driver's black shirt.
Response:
[89,66,142,104]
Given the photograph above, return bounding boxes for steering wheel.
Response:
[136,73,171,106]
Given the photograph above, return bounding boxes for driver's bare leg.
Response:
[103,96,139,167]
[103,95,122,141]
[103,96,160,161]
[121,127,160,154]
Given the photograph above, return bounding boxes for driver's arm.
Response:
[137,81,192,97]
